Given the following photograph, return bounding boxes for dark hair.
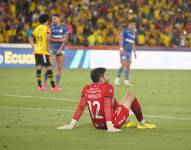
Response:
[52,14,60,18]
[90,67,106,83]
[39,14,49,24]
[128,19,137,24]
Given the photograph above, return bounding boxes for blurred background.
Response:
[0,0,191,47]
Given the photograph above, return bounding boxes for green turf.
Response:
[0,68,191,150]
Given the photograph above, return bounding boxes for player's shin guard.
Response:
[36,69,42,87]
[131,97,144,123]
[47,70,55,87]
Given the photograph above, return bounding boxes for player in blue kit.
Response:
[43,14,68,89]
[114,19,137,86]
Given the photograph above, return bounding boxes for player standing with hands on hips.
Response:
[115,19,137,86]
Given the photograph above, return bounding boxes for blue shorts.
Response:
[49,43,65,56]
[120,51,131,63]
[49,47,65,56]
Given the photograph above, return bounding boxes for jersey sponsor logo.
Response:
[52,29,63,33]
[88,93,101,99]
[90,87,101,91]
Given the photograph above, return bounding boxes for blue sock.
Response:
[56,74,61,85]
[125,69,129,80]
[44,72,48,83]
[117,67,123,78]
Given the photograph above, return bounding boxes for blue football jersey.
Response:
[120,28,136,54]
[50,24,68,49]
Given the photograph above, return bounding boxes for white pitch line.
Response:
[0,106,191,121]
[144,115,191,120]
[0,93,79,102]
[0,106,76,113]
[0,106,87,113]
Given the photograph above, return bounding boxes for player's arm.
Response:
[72,95,86,121]
[104,97,121,132]
[132,42,137,59]
[46,27,51,47]
[57,95,86,130]
[112,96,119,110]
[119,30,124,52]
[104,86,121,132]
[28,34,35,50]
[57,34,68,54]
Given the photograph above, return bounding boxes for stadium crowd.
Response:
[0,0,191,47]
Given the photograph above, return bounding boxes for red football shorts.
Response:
[112,105,129,128]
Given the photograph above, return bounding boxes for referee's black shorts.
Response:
[34,54,51,66]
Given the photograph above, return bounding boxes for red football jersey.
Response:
[73,83,118,129]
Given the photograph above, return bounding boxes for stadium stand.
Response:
[0,0,191,47]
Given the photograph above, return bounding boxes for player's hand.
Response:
[134,52,137,59]
[57,119,77,130]
[57,48,62,55]
[119,47,124,52]
[107,127,121,132]
[57,124,74,130]
[106,121,121,132]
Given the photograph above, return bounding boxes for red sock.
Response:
[131,97,144,122]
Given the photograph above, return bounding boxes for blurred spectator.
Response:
[0,0,191,47]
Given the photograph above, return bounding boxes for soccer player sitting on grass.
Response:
[29,14,61,91]
[57,67,156,132]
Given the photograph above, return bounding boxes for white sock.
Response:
[139,119,146,124]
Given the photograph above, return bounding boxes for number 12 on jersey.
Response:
[87,101,103,119]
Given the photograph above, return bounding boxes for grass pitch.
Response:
[0,68,191,150]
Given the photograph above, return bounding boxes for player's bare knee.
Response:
[57,66,62,71]
[126,93,135,102]
[127,92,135,97]
[36,65,42,70]
[46,66,52,70]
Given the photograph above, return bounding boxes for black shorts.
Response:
[34,54,51,66]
